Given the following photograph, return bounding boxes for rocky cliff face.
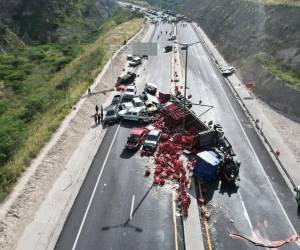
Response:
[0,0,116,43]
[148,0,300,120]
[181,0,300,119]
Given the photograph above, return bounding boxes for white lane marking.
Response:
[129,195,135,221]
[237,191,254,231]
[216,71,297,234]
[188,23,297,234]
[72,124,121,250]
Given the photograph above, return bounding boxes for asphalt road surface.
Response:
[55,23,184,250]
[177,22,300,249]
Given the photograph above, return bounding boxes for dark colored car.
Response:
[104,105,119,124]
[125,128,149,150]
[165,45,173,53]
[111,94,123,106]
[116,72,136,86]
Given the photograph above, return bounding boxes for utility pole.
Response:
[175,41,202,131]
[182,44,188,131]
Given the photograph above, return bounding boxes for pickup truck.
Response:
[119,108,154,123]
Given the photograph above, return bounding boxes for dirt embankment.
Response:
[176,0,300,120]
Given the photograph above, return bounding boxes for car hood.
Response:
[144,140,157,147]
[118,110,127,115]
[105,114,117,120]
[127,142,138,147]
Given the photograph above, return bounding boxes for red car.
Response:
[125,128,149,150]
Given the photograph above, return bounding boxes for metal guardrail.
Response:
[191,23,296,189]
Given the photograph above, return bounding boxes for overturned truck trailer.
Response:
[162,99,240,183]
[162,101,217,149]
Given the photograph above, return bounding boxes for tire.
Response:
[138,119,143,124]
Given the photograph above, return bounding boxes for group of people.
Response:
[93,104,103,125]
[87,88,103,125]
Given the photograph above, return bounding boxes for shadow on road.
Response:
[101,184,154,233]
[203,180,219,204]
[82,88,115,99]
[101,222,143,233]
[120,120,149,129]
[120,149,136,159]
[219,180,239,197]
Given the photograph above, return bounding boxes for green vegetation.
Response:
[256,52,300,89]
[0,21,25,51]
[0,8,143,200]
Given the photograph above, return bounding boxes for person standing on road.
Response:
[93,113,97,125]
[97,113,101,124]
[295,186,300,213]
[95,104,99,114]
[100,105,104,122]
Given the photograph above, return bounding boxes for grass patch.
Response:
[256,52,300,89]
[0,8,143,200]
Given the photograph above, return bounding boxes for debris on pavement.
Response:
[107,70,242,218]
[228,231,300,248]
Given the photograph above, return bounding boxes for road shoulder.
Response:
[192,23,300,190]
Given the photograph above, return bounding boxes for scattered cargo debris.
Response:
[105,80,241,217]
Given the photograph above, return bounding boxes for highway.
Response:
[55,16,300,250]
[177,23,300,249]
[55,23,184,250]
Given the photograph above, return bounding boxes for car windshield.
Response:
[127,88,134,92]
[135,102,143,107]
[146,135,158,141]
[128,135,140,143]
[112,98,119,104]
[107,110,115,116]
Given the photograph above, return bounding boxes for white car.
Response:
[131,97,146,110]
[120,102,134,110]
[129,57,142,67]
[123,85,137,100]
[118,108,154,123]
[221,66,234,76]
[120,97,145,112]
[127,54,134,60]
[142,129,162,152]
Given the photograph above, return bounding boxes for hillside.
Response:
[147,0,300,120]
[0,6,143,199]
[0,0,116,44]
